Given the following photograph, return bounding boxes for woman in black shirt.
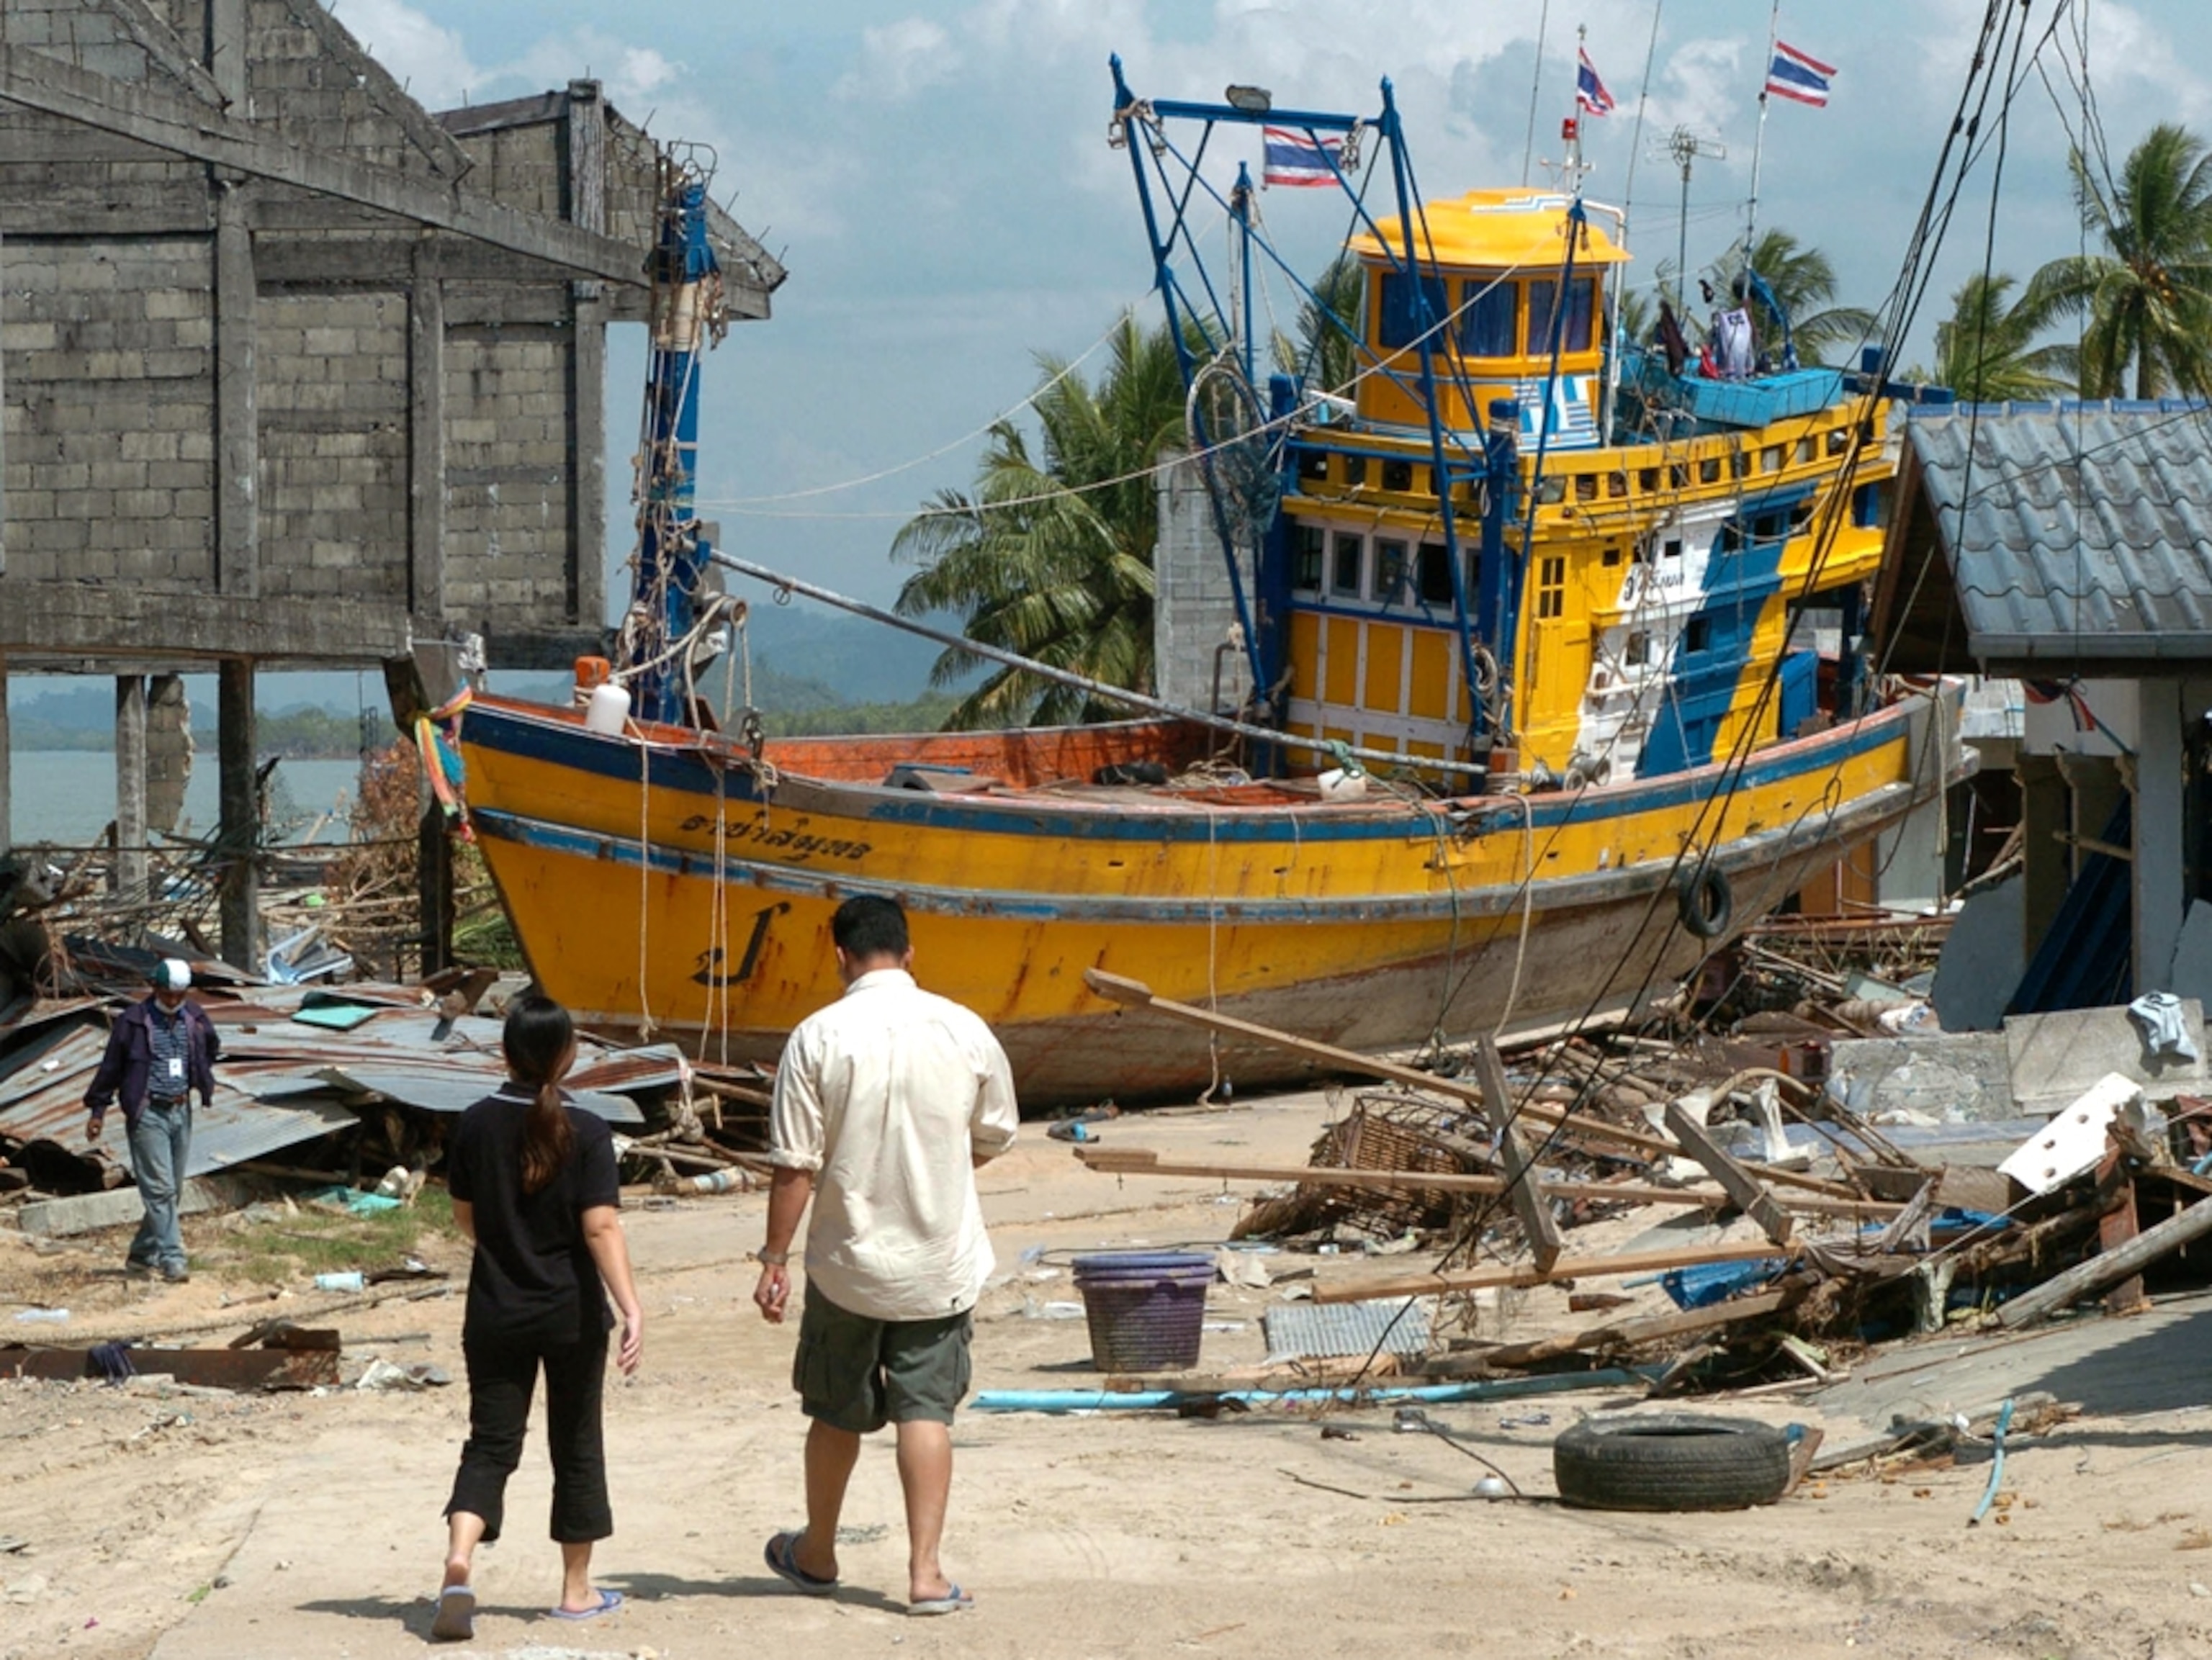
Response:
[432,994,644,1642]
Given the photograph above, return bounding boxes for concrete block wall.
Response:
[0,237,217,585]
[442,320,575,628]
[1153,450,1254,715]
[6,0,183,86]
[255,289,410,602]
[245,0,468,179]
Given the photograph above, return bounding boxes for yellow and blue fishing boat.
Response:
[433,70,1966,1104]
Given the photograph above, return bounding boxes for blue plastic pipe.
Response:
[971,1368,1652,1415]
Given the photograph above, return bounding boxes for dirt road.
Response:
[7,1089,2212,1659]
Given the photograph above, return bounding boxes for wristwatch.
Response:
[755,1247,789,1267]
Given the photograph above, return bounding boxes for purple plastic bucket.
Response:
[1071,1251,1215,1372]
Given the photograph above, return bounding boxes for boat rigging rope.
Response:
[1491,791,1539,1039]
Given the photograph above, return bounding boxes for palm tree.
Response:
[1925,273,2077,402]
[1714,229,1877,367]
[2033,123,2212,399]
[1277,253,1365,396]
[892,313,1187,729]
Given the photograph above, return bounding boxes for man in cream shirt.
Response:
[753,893,1017,1618]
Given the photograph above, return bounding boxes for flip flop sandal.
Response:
[430,1584,475,1642]
[547,1587,623,1621]
[764,1530,838,1597]
[909,1584,974,1617]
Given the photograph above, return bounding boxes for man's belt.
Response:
[145,1095,188,1111]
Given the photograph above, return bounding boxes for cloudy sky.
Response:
[331,0,2212,616]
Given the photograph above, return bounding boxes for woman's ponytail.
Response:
[504,993,575,1195]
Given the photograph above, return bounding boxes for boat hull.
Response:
[454,693,1961,1105]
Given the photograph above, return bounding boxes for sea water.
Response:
[7,752,366,849]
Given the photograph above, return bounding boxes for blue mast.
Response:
[624,154,725,727]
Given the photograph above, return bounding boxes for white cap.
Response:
[156,958,192,992]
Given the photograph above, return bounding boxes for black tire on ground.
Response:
[1552,1413,1792,1512]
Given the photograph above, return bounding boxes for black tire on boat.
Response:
[1552,1414,1792,1512]
[1677,861,1733,939]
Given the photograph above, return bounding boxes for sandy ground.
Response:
[7,1088,2212,1659]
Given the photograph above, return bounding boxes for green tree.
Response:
[2033,122,2212,399]
[1716,229,1877,366]
[1277,252,1366,397]
[1925,272,2077,402]
[893,313,1186,728]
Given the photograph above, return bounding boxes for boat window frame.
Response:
[1455,274,1520,360]
[1526,274,1599,355]
[1331,530,1366,597]
[1373,538,1411,607]
[1377,269,1450,353]
[1292,522,1328,594]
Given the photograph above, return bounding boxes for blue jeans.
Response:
[126,1102,192,1271]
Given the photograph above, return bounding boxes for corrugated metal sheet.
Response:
[1262,1296,1432,1362]
[1908,402,2212,663]
[317,1068,644,1125]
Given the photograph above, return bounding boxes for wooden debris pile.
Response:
[1074,967,2212,1402]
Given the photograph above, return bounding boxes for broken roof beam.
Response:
[0,44,647,287]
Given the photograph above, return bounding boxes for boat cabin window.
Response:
[1574,474,1598,502]
[1684,615,1712,654]
[1627,630,1653,666]
[1378,271,1449,351]
[1699,458,1722,484]
[1331,531,1364,597]
[1601,543,1623,567]
[1298,449,1330,484]
[1827,429,1851,456]
[1853,482,1889,529]
[1417,541,1455,605]
[1381,458,1413,492]
[1537,476,1567,505]
[1375,539,1409,605]
[1763,445,1784,473]
[1664,536,1683,560]
[1527,276,1599,354]
[1456,276,1519,358]
[1345,454,1367,487]
[1608,472,1629,497]
[1536,555,1566,618]
[1639,466,1660,492]
[1292,524,1326,592]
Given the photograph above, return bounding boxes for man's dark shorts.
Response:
[793,1289,973,1433]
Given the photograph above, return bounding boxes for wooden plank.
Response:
[1309,1240,1801,1306]
[1072,1147,1902,1219]
[2096,1145,2149,1315]
[1424,1286,1806,1374]
[1475,1035,1563,1271]
[1663,1099,1795,1245]
[1081,970,1858,1199]
[1995,1195,2212,1329]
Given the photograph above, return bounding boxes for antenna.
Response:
[1666,126,1726,310]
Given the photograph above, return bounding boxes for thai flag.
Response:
[1765,40,1835,107]
[1576,48,1615,117]
[1262,126,1342,188]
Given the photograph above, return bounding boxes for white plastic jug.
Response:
[584,680,632,736]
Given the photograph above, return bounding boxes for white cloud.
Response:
[832,19,960,104]
[328,0,478,107]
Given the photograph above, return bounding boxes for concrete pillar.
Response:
[215,186,258,597]
[0,659,11,857]
[217,658,258,971]
[2018,754,2068,967]
[408,245,446,618]
[565,81,608,630]
[113,676,148,903]
[2135,678,2186,993]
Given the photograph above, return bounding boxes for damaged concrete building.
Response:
[0,0,783,964]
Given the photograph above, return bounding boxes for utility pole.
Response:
[1668,126,1726,311]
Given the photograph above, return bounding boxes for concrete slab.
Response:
[1931,873,2024,1032]
[2005,1000,2208,1117]
[2170,901,2212,1010]
[1812,1291,2212,1433]
[1827,1032,2015,1124]
[17,1172,258,1237]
